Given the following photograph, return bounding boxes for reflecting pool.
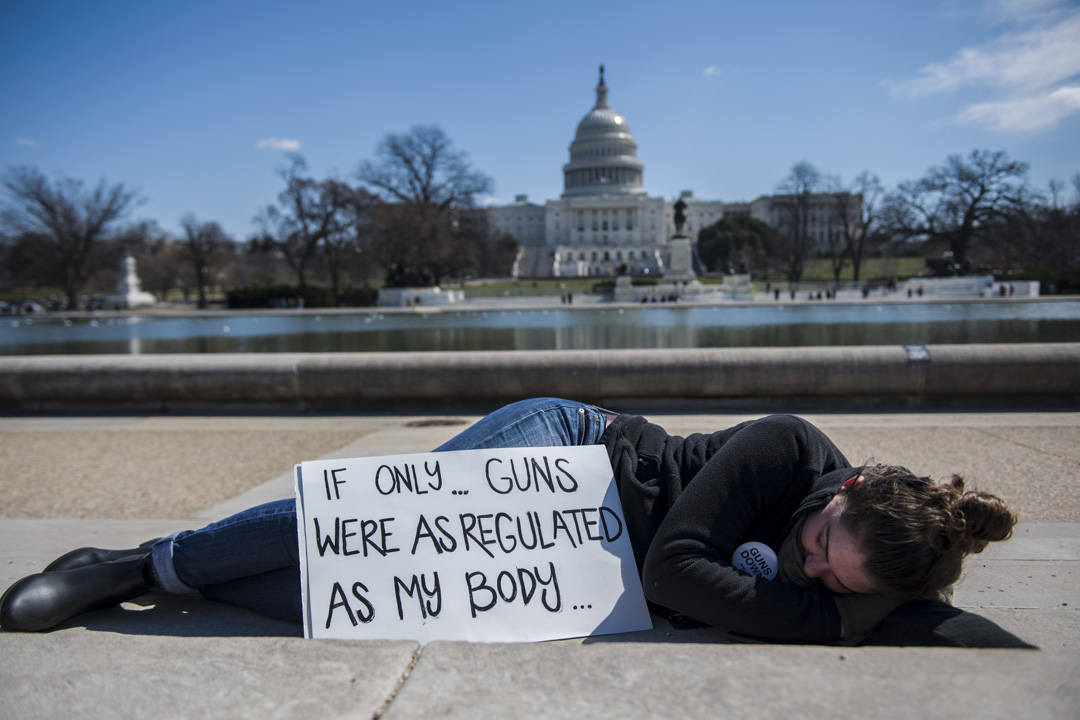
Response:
[1,301,1078,355]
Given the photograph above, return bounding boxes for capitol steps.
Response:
[515,246,556,278]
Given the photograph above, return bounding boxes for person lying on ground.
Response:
[0,398,1031,647]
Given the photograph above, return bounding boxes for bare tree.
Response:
[823,175,850,283]
[1066,173,1080,269]
[1048,178,1067,210]
[357,125,493,286]
[1069,173,1080,266]
[369,200,451,287]
[180,215,231,309]
[255,155,352,299]
[982,205,1037,275]
[828,172,883,283]
[358,125,492,209]
[1,167,139,308]
[1029,177,1080,269]
[772,161,822,285]
[886,149,1033,269]
[322,183,375,306]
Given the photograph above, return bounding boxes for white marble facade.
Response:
[489,68,856,278]
[488,67,683,278]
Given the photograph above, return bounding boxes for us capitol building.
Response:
[487,67,851,280]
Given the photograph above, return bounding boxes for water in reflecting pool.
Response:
[1,301,1078,355]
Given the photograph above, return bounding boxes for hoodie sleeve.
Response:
[641,414,850,643]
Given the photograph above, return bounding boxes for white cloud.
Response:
[952,83,1080,131]
[984,0,1063,23]
[702,65,720,78]
[885,0,1080,132]
[256,137,301,151]
[478,195,500,207]
[15,138,38,147]
[887,13,1080,97]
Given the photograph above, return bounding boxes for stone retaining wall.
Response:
[1,344,1077,410]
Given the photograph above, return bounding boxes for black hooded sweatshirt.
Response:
[601,412,858,644]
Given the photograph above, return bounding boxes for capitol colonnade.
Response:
[489,66,680,278]
[488,66,859,279]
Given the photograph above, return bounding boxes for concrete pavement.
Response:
[1,409,1078,719]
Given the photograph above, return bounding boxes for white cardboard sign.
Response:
[294,445,652,643]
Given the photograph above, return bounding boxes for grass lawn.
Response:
[791,257,926,282]
[462,256,928,294]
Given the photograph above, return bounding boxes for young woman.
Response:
[0,398,1028,647]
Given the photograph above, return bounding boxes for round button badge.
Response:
[732,541,778,581]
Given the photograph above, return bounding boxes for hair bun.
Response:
[953,488,1017,554]
[846,466,1018,598]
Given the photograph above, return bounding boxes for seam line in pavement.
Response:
[972,427,1080,462]
[373,646,422,719]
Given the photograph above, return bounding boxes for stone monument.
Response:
[105,255,157,309]
[664,197,697,283]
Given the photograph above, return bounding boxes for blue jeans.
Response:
[151,398,612,622]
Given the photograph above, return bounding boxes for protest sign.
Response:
[294,445,652,643]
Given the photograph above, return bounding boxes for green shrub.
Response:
[225,285,378,308]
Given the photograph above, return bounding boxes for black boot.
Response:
[0,554,154,632]
[43,539,160,572]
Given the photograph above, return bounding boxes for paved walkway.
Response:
[1,410,1078,719]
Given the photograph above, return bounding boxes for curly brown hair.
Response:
[838,464,1017,601]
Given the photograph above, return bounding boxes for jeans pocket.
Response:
[576,407,586,445]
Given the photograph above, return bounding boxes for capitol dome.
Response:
[573,87,632,140]
[562,66,645,197]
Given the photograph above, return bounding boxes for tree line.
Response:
[5,139,1078,309]
[697,149,1080,290]
[0,125,518,310]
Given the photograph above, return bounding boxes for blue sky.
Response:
[2,0,1079,241]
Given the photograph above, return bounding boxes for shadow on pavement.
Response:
[47,595,303,638]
